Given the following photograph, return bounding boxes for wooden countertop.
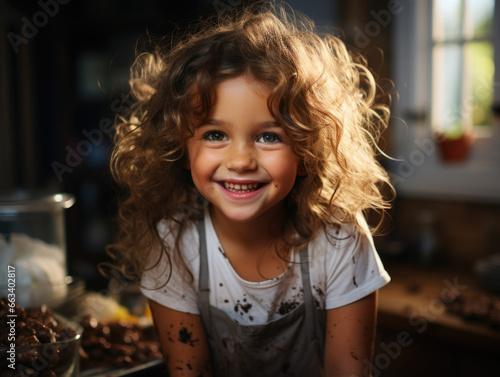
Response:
[378,264,500,353]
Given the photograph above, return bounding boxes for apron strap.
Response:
[299,246,316,343]
[197,217,212,337]
[300,247,325,367]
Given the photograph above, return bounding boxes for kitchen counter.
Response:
[378,264,500,350]
[80,359,167,377]
[376,263,500,376]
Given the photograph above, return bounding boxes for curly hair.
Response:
[106,3,394,283]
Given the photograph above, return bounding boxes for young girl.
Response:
[108,4,393,377]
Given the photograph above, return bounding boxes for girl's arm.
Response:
[323,291,378,377]
[149,299,213,376]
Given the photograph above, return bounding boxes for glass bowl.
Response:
[0,308,83,377]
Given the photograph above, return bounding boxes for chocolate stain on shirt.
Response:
[312,285,325,309]
[278,299,300,315]
[313,285,325,297]
[234,300,253,314]
[218,246,227,259]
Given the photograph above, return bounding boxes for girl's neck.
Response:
[209,203,289,250]
[209,203,293,282]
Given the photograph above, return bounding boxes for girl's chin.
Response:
[210,201,287,225]
[216,210,262,224]
[208,202,265,223]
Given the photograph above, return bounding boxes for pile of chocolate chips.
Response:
[441,289,500,330]
[0,297,79,377]
[79,316,162,368]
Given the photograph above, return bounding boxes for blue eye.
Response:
[258,133,281,143]
[203,131,227,141]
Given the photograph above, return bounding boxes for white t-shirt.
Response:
[141,211,390,326]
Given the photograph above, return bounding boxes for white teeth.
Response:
[224,182,261,192]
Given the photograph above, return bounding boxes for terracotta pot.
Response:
[435,132,474,163]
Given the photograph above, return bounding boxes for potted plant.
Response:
[434,127,474,163]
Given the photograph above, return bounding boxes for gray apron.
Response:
[196,219,327,377]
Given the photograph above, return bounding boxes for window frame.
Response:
[431,0,495,135]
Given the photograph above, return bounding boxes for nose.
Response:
[225,143,258,172]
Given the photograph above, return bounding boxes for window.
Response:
[389,0,500,202]
[432,0,495,137]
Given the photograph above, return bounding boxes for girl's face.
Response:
[186,75,301,224]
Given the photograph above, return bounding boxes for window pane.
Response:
[465,0,494,38]
[434,0,463,41]
[466,41,494,126]
[433,44,463,135]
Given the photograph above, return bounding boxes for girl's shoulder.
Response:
[323,211,371,240]
[315,216,365,244]
[308,213,373,260]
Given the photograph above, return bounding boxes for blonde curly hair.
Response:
[106,3,394,282]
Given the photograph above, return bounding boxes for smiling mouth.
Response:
[222,182,263,193]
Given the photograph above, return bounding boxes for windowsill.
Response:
[387,117,500,204]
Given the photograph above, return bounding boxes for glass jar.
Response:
[0,192,75,307]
